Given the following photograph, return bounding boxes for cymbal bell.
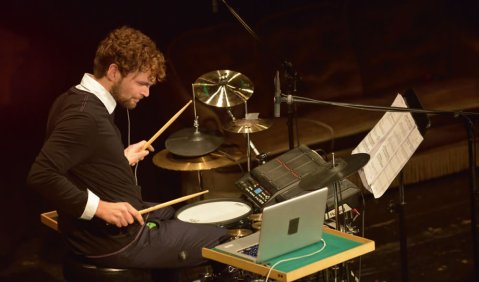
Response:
[152,145,243,171]
[224,118,272,134]
[165,128,224,157]
[299,153,370,190]
[192,70,254,108]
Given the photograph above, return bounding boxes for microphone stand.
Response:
[220,0,260,42]
[277,92,479,281]
[221,0,301,151]
[283,61,300,150]
[463,114,478,280]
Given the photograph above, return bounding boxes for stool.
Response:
[63,253,152,282]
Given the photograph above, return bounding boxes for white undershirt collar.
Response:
[75,73,117,114]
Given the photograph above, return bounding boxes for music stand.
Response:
[275,89,479,281]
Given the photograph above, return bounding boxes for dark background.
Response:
[0,0,334,262]
[1,0,478,281]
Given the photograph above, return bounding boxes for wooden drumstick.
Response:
[143,100,193,150]
[139,190,209,215]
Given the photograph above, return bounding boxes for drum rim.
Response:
[175,197,252,225]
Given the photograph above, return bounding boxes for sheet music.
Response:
[352,94,424,198]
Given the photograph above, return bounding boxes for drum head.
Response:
[175,198,252,226]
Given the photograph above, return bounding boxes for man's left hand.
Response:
[124,140,154,166]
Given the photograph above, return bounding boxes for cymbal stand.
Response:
[188,84,206,200]
[245,135,251,171]
[226,107,267,170]
[243,102,252,171]
[331,181,352,282]
[196,170,206,200]
[329,153,354,282]
[330,154,343,233]
[188,85,205,199]
[226,107,250,171]
[190,85,201,135]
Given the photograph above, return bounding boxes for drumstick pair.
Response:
[143,100,193,151]
[137,101,201,213]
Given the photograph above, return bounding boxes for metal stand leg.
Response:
[196,171,206,200]
[388,171,408,281]
[246,132,251,172]
[398,172,409,282]
[463,116,479,280]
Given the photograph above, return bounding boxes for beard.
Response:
[111,81,137,110]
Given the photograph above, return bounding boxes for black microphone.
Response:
[274,70,281,117]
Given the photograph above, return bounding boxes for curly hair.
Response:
[93,26,166,83]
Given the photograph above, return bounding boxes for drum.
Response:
[175,198,252,229]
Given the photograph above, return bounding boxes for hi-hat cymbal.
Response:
[192,70,254,108]
[224,118,272,134]
[165,128,224,157]
[299,153,370,190]
[152,145,243,171]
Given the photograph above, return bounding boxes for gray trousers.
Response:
[86,205,229,269]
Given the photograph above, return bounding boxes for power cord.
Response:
[264,238,327,282]
[126,109,139,186]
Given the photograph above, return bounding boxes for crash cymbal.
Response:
[165,128,224,157]
[152,145,243,171]
[224,118,272,134]
[192,70,254,107]
[299,153,370,191]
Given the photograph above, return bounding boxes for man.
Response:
[27,26,228,271]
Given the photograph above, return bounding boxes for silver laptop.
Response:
[215,187,328,263]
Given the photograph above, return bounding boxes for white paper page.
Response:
[352,94,424,198]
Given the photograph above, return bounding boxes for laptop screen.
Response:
[256,187,328,262]
[215,187,329,263]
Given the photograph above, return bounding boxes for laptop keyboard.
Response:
[238,244,259,257]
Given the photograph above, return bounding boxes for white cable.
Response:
[264,238,327,282]
[126,109,139,186]
[126,109,131,146]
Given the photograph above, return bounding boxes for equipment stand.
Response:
[463,115,478,281]
[398,172,409,282]
[283,61,300,150]
[246,132,252,172]
[287,101,295,150]
[196,171,206,200]
[388,171,409,282]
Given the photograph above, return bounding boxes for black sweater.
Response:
[28,87,145,256]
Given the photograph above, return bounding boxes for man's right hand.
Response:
[95,200,145,227]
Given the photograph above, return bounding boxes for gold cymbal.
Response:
[224,118,272,134]
[192,70,254,108]
[152,145,243,171]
